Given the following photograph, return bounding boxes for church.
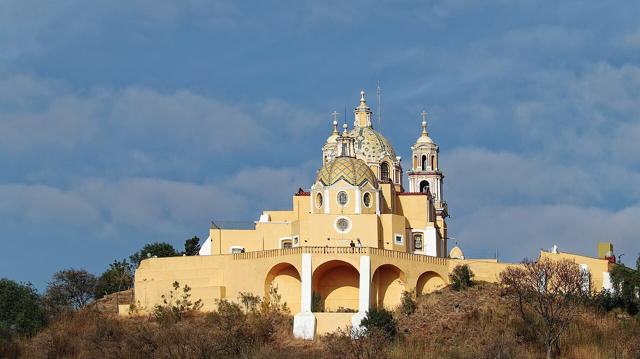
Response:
[132,91,615,339]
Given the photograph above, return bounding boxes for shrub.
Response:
[323,328,388,359]
[361,308,397,339]
[449,264,474,291]
[400,290,416,316]
[590,290,624,312]
[238,291,262,313]
[152,281,203,325]
[312,291,324,312]
[261,285,289,314]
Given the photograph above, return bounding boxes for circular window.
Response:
[335,217,351,233]
[316,193,323,208]
[363,192,372,208]
[337,191,348,206]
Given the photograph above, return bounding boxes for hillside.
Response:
[4,283,639,359]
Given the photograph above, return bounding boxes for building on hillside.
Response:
[132,91,615,339]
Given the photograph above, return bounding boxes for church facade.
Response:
[132,91,615,339]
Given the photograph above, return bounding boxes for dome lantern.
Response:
[354,90,373,128]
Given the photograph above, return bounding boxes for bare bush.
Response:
[500,258,590,359]
[152,281,203,325]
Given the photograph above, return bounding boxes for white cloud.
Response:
[443,147,598,211]
[453,203,640,266]
[0,183,100,226]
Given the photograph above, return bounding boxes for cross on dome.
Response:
[421,110,428,135]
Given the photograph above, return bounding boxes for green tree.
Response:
[636,253,640,272]
[0,279,45,337]
[449,264,475,291]
[129,242,178,266]
[95,259,134,299]
[610,264,640,315]
[183,236,201,256]
[46,269,97,310]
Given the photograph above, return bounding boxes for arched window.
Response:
[413,155,417,169]
[421,155,427,170]
[380,162,390,182]
[420,180,429,193]
[316,193,323,208]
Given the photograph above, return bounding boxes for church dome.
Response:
[349,126,397,161]
[316,156,378,188]
[449,245,465,259]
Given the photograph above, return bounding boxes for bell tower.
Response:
[407,111,448,256]
[408,111,444,205]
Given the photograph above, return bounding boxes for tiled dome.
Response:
[316,156,378,188]
[349,126,397,161]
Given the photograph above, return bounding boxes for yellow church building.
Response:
[132,91,615,339]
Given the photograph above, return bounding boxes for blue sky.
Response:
[1,0,639,289]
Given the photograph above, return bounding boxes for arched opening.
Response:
[413,155,417,169]
[371,264,406,309]
[431,155,436,170]
[420,180,430,193]
[421,155,427,170]
[380,162,390,182]
[312,260,359,312]
[265,263,301,313]
[416,271,445,296]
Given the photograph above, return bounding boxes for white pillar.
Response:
[375,190,381,215]
[424,227,438,256]
[293,253,316,339]
[300,253,312,312]
[323,188,330,214]
[351,255,371,334]
[355,187,361,214]
[603,272,613,292]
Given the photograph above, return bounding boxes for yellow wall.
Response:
[539,250,612,291]
[315,313,354,335]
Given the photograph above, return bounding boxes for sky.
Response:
[1,0,639,289]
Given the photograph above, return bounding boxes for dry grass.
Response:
[7,283,640,359]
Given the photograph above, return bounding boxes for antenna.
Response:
[376,81,382,130]
[344,105,347,126]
